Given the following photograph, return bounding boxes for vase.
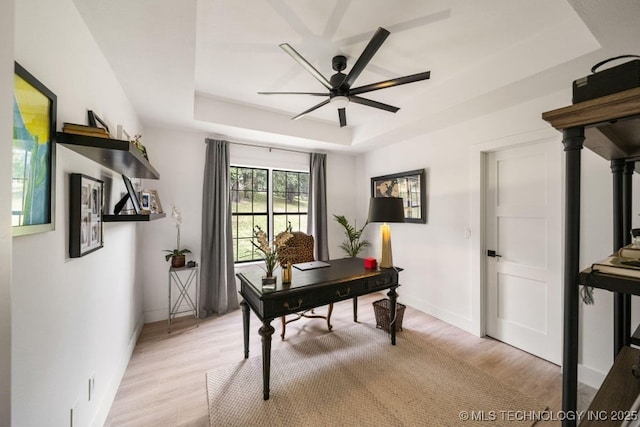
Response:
[171,255,186,268]
[281,263,292,284]
[262,275,277,290]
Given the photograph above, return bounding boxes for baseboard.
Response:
[402,293,474,334]
[91,313,145,427]
[577,363,606,389]
[144,307,168,323]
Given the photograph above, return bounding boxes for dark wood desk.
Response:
[237,257,402,400]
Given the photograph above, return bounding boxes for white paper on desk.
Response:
[293,261,330,271]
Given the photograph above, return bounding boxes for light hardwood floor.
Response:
[105,292,589,426]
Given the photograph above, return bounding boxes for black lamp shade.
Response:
[367,197,405,223]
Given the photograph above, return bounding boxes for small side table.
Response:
[168,265,199,332]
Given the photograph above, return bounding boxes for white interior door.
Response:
[486,141,561,364]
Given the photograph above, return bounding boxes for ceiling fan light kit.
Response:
[259,26,431,127]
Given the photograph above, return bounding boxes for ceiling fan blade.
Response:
[349,96,399,113]
[280,43,333,90]
[338,108,347,127]
[258,91,327,96]
[349,71,431,95]
[343,27,390,88]
[291,99,330,121]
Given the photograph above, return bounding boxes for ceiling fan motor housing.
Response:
[332,55,347,72]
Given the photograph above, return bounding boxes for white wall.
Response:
[358,88,638,388]
[0,0,15,424]
[12,0,144,425]
[139,126,358,322]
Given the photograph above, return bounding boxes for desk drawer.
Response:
[368,274,395,290]
[317,279,367,304]
[265,294,316,317]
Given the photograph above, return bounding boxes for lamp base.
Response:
[380,223,393,268]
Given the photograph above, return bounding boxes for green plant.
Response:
[164,205,191,262]
[164,248,191,261]
[333,214,370,257]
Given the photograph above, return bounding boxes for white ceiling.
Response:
[71,0,640,153]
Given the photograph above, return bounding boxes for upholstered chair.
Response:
[278,232,333,339]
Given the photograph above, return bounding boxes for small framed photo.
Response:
[140,191,151,212]
[146,189,164,214]
[70,173,104,258]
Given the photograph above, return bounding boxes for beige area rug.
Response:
[207,325,547,426]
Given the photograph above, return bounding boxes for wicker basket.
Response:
[372,298,406,332]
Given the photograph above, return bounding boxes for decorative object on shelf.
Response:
[164,205,191,268]
[69,173,104,258]
[12,62,57,236]
[371,169,426,224]
[145,189,164,214]
[114,175,142,215]
[367,197,405,268]
[87,110,111,136]
[62,122,109,139]
[251,223,293,289]
[115,124,130,141]
[333,214,370,257]
[140,191,151,213]
[131,134,148,160]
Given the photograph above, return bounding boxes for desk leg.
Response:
[353,297,358,322]
[387,287,398,345]
[240,300,250,359]
[259,320,274,400]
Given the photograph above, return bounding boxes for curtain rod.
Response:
[206,134,320,155]
[229,140,312,155]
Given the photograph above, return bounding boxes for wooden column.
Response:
[562,127,584,427]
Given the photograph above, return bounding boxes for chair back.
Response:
[280,232,315,264]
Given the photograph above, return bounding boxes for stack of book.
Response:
[63,123,111,139]
[590,244,640,278]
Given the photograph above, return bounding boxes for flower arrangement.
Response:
[252,223,293,278]
[164,205,191,266]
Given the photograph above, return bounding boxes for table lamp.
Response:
[367,197,405,268]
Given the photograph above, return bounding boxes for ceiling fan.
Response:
[259,27,431,127]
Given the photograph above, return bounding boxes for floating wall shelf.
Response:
[56,132,160,179]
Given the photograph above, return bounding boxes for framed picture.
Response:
[70,174,104,257]
[140,191,151,212]
[146,189,164,214]
[123,175,141,214]
[371,169,426,224]
[87,110,110,134]
[12,62,57,236]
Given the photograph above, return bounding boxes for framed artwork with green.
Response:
[12,62,57,236]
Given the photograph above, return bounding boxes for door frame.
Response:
[469,127,561,337]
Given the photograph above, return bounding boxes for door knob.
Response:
[487,250,502,258]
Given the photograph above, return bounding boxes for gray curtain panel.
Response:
[307,153,330,260]
[199,139,238,317]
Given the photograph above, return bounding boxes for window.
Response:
[230,166,309,263]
